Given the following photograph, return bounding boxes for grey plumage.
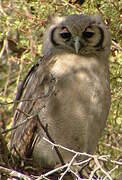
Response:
[10,14,111,169]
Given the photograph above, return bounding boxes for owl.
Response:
[10,14,111,170]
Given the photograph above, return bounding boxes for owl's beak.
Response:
[74,36,81,54]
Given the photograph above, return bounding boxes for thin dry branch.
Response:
[59,153,78,180]
[0,39,8,59]
[0,136,121,179]
[60,0,81,12]
[43,137,122,166]
[89,166,99,180]
[102,142,122,153]
[0,94,49,106]
[70,169,82,180]
[0,129,10,167]
[37,164,68,180]
[94,155,112,180]
[0,2,7,16]
[0,166,31,180]
[2,113,37,134]
[35,137,122,179]
[43,137,94,158]
[37,158,92,180]
[4,61,12,96]
[36,115,65,166]
[112,40,122,52]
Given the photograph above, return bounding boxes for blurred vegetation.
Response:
[0,0,122,179]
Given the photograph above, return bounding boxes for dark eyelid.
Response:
[83,26,95,39]
[83,31,95,38]
[59,26,71,39]
[61,26,68,30]
[60,31,71,39]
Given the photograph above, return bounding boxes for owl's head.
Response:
[42,14,111,57]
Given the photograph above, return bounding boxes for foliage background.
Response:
[0,0,122,179]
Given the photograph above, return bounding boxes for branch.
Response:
[102,143,122,153]
[37,164,68,180]
[43,137,94,158]
[2,113,37,134]
[0,95,48,106]
[89,166,99,180]
[94,155,112,180]
[60,0,81,11]
[36,115,65,166]
[0,166,31,180]
[0,2,7,16]
[43,138,122,166]
[37,158,92,180]
[70,169,82,180]
[112,40,122,52]
[59,153,78,180]
[0,129,10,167]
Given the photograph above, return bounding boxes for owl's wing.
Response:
[15,60,40,104]
[10,54,55,158]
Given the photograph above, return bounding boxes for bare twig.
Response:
[41,138,122,179]
[43,139,122,167]
[94,155,112,180]
[89,166,99,180]
[37,157,93,179]
[70,169,82,180]
[59,153,78,180]
[73,158,92,166]
[0,2,7,16]
[0,95,48,106]
[0,39,8,59]
[100,157,122,166]
[60,0,81,12]
[0,166,31,180]
[3,57,12,96]
[15,58,24,95]
[2,113,37,134]
[107,165,118,176]
[37,164,68,180]
[43,137,94,158]
[102,142,122,153]
[36,115,65,166]
[112,40,122,52]
[0,79,16,95]
[0,129,10,167]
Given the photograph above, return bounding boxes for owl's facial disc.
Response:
[82,25,103,47]
[51,23,104,55]
[51,26,81,53]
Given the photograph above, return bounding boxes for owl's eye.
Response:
[83,27,95,38]
[60,27,71,39]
